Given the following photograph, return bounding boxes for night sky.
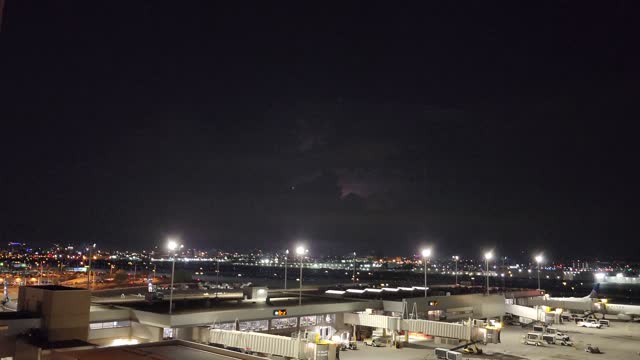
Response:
[2,2,639,258]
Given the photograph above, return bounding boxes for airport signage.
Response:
[273,309,287,316]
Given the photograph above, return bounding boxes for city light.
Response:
[167,239,179,251]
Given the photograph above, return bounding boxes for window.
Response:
[239,320,268,332]
[89,320,131,330]
[300,316,317,327]
[271,317,297,329]
[318,314,335,325]
[211,322,235,331]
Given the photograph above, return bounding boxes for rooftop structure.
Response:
[50,340,266,360]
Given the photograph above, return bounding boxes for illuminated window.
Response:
[300,316,317,327]
[89,320,131,330]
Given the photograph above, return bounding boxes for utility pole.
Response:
[453,256,459,286]
[87,244,96,290]
[299,254,303,305]
[484,252,493,295]
[284,249,288,290]
[352,252,357,284]
[39,261,44,285]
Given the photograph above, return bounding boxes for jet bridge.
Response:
[343,312,500,344]
[208,329,302,358]
[505,303,559,324]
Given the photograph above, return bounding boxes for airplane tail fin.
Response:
[585,283,600,299]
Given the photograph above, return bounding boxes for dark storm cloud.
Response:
[1,1,639,258]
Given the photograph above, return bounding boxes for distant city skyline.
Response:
[3,241,640,264]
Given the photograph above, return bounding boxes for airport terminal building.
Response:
[1,285,513,360]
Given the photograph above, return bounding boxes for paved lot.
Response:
[341,321,640,360]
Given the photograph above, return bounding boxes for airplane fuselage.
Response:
[595,302,640,321]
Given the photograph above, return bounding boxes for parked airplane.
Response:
[594,299,640,321]
[539,284,640,321]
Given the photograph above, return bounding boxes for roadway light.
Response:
[422,248,432,298]
[296,245,308,305]
[167,239,179,251]
[87,243,96,290]
[484,251,493,295]
[535,254,543,291]
[352,252,357,285]
[167,238,183,315]
[452,256,460,286]
[284,249,289,290]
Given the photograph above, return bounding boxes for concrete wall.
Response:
[18,286,91,342]
[0,317,41,336]
[0,335,16,358]
[128,300,379,329]
[43,289,90,341]
[88,326,131,341]
[131,321,162,342]
[89,306,131,322]
[14,340,41,360]
[161,300,380,328]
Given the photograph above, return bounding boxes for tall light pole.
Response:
[87,243,96,290]
[422,248,432,298]
[535,254,543,291]
[167,238,183,315]
[284,249,289,290]
[484,251,493,295]
[452,256,459,286]
[352,252,357,284]
[296,246,307,306]
[38,261,44,286]
[216,257,220,286]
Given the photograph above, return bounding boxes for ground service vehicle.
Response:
[532,324,546,332]
[363,337,385,347]
[542,334,573,346]
[523,333,544,346]
[579,320,602,328]
[462,344,482,354]
[585,344,601,353]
